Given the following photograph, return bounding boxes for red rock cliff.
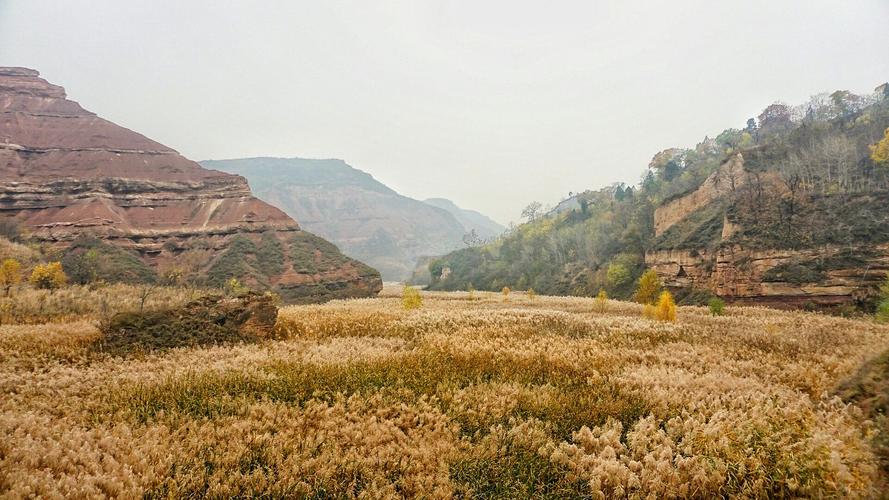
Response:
[0,67,382,302]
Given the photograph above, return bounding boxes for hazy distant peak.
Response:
[201,157,397,195]
[423,197,506,239]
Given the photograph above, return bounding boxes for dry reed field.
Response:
[2,285,889,498]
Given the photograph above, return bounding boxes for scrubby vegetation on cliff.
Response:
[427,85,889,303]
[62,236,158,285]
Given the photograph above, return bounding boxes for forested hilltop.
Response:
[426,84,889,307]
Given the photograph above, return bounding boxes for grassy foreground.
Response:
[2,286,889,497]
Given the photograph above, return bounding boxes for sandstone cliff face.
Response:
[0,67,381,302]
[654,154,745,237]
[646,244,889,308]
[647,153,885,307]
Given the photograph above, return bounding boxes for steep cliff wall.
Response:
[647,152,887,307]
[654,154,745,236]
[0,67,381,302]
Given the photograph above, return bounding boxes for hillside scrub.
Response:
[2,287,889,496]
[427,87,889,300]
[61,236,157,285]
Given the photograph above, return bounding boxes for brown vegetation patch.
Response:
[98,293,278,355]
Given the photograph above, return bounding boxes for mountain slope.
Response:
[201,157,476,281]
[423,198,505,240]
[0,67,381,302]
[428,84,889,309]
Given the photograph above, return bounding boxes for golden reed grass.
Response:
[1,287,888,497]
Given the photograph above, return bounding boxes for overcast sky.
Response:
[2,1,888,224]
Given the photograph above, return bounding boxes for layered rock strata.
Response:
[0,67,381,302]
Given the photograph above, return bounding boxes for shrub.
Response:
[877,274,889,323]
[708,297,725,316]
[502,286,511,302]
[29,262,67,292]
[224,278,249,297]
[655,291,677,322]
[634,269,662,305]
[876,300,889,324]
[642,304,656,319]
[402,285,422,310]
[0,219,23,241]
[467,283,476,300]
[606,263,631,288]
[0,258,21,296]
[871,127,889,166]
[527,288,536,301]
[98,293,278,356]
[595,289,608,313]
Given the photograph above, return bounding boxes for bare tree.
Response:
[462,229,482,248]
[521,201,543,222]
[138,283,158,313]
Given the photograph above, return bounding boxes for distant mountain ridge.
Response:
[202,157,501,281]
[423,198,505,241]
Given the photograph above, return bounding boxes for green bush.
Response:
[708,297,725,316]
[876,275,889,323]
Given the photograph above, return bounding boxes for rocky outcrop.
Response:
[654,154,746,236]
[647,152,887,308]
[646,244,889,308]
[0,67,381,301]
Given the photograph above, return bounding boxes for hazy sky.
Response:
[2,1,888,224]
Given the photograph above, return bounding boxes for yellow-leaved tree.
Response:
[871,128,889,166]
[502,286,510,302]
[402,285,422,310]
[0,258,21,296]
[29,262,67,292]
[655,291,677,322]
[634,269,662,305]
[595,289,608,312]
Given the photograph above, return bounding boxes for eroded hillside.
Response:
[0,67,381,302]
